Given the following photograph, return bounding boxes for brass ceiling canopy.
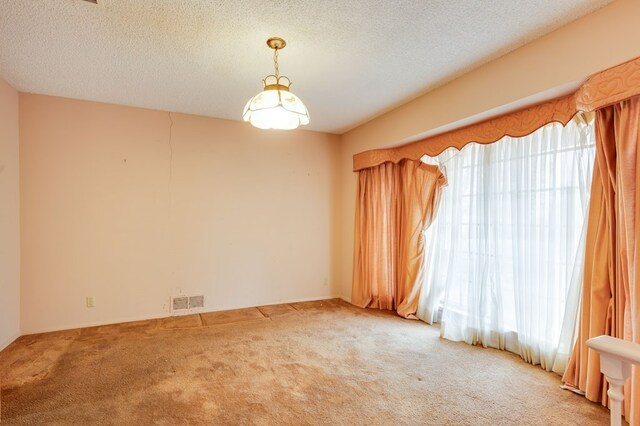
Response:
[266,37,286,50]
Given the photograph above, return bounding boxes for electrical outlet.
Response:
[86,296,96,308]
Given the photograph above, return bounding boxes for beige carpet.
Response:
[0,299,610,425]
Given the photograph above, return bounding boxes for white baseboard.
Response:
[0,332,20,352]
[337,294,352,303]
[20,294,341,336]
[274,294,340,305]
[21,313,171,336]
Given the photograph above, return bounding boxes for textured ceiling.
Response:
[0,0,612,133]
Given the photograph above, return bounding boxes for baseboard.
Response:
[278,294,340,305]
[21,313,171,336]
[337,294,352,304]
[0,332,20,352]
[20,294,340,336]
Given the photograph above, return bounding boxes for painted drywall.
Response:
[334,0,640,300]
[19,94,340,334]
[0,79,20,350]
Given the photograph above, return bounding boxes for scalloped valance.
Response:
[353,56,640,171]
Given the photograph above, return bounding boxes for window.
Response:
[417,117,595,373]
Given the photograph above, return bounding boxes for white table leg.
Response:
[586,336,640,425]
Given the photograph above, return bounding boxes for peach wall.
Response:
[19,94,340,334]
[0,79,20,350]
[335,0,640,300]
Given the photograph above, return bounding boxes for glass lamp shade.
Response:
[242,88,310,130]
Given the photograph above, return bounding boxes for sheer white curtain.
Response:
[417,117,595,373]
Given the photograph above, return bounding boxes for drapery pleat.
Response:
[562,96,640,424]
[352,160,445,318]
[352,163,400,310]
[396,162,447,318]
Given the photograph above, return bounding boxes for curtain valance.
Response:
[353,56,640,172]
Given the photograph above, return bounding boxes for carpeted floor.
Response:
[0,299,610,425]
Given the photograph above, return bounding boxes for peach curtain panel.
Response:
[352,160,445,318]
[352,162,400,310]
[562,96,640,423]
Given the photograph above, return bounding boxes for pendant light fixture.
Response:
[242,37,310,130]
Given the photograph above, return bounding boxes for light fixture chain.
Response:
[273,48,279,78]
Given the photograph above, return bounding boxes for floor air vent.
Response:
[171,295,204,312]
[189,295,204,309]
[172,296,189,311]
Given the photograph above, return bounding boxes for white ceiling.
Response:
[0,0,611,134]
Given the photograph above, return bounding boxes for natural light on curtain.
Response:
[416,116,595,373]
